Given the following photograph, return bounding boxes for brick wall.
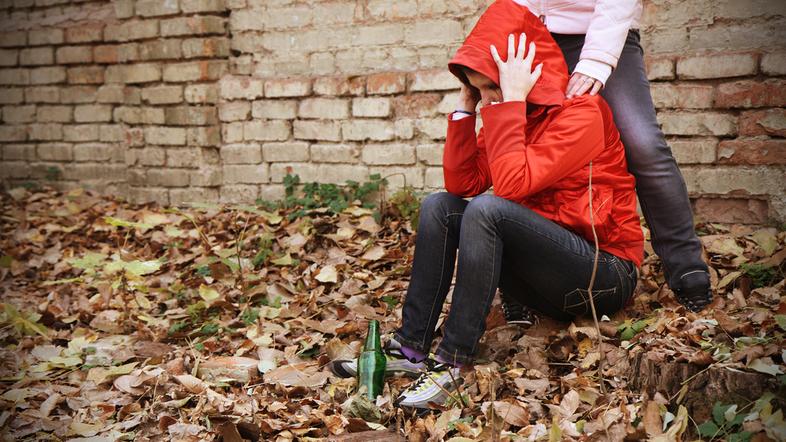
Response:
[0,0,784,223]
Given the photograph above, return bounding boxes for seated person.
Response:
[332,0,644,411]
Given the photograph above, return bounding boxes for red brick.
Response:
[65,23,104,43]
[715,79,786,109]
[313,76,365,96]
[392,93,441,118]
[717,139,786,165]
[693,197,769,224]
[367,72,406,95]
[739,109,786,137]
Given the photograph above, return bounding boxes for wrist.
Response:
[502,88,530,103]
[457,103,477,113]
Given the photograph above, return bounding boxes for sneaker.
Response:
[330,337,427,379]
[500,292,537,326]
[395,359,462,410]
[673,270,713,312]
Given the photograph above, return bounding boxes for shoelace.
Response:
[406,359,450,392]
[502,301,523,321]
[502,301,537,324]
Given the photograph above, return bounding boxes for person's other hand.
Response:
[490,33,543,103]
[565,72,602,99]
[457,84,480,113]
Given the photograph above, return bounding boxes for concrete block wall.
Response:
[0,0,785,223]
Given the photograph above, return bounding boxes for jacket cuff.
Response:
[450,110,474,121]
[574,59,613,86]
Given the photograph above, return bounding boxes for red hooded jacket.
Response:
[444,0,644,266]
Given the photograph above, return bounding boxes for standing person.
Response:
[499,0,713,323]
[332,0,643,410]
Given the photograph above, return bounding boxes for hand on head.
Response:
[490,33,544,103]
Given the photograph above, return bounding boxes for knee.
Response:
[622,132,676,171]
[464,194,506,223]
[419,192,463,220]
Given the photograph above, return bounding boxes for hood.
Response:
[448,0,568,107]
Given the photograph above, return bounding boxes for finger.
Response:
[573,80,593,97]
[490,44,502,65]
[565,75,580,93]
[524,41,537,66]
[516,33,527,60]
[589,80,602,96]
[565,76,581,98]
[565,73,587,98]
[507,33,515,61]
[531,62,543,84]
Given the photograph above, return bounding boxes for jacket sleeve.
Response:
[480,98,605,200]
[442,112,492,197]
[575,0,639,84]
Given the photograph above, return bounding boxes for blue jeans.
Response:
[394,192,637,365]
[551,30,708,290]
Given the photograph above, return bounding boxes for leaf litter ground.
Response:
[0,187,784,441]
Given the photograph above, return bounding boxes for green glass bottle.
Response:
[357,320,386,399]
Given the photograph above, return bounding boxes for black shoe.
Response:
[673,270,713,312]
[500,292,537,326]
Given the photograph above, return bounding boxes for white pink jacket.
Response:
[512,0,642,85]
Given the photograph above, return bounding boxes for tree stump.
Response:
[627,350,786,423]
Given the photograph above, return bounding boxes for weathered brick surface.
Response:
[293,120,341,142]
[221,143,261,164]
[243,120,290,141]
[0,0,783,223]
[658,111,737,136]
[298,98,349,119]
[715,79,786,109]
[761,51,786,75]
[676,53,758,79]
[651,84,714,109]
[265,78,311,98]
[218,101,250,122]
[717,139,786,165]
[142,85,183,104]
[738,109,786,137]
[362,143,416,165]
[252,100,297,120]
[342,120,396,141]
[693,198,769,225]
[20,47,54,66]
[313,76,365,96]
[352,97,391,118]
[310,143,359,163]
[220,75,263,100]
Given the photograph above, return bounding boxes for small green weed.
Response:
[739,263,779,288]
[259,173,388,221]
[698,402,751,441]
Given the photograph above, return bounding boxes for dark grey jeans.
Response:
[551,30,708,290]
[395,192,637,365]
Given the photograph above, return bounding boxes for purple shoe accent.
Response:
[399,345,427,363]
[435,353,464,369]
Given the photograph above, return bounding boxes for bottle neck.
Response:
[363,320,382,352]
